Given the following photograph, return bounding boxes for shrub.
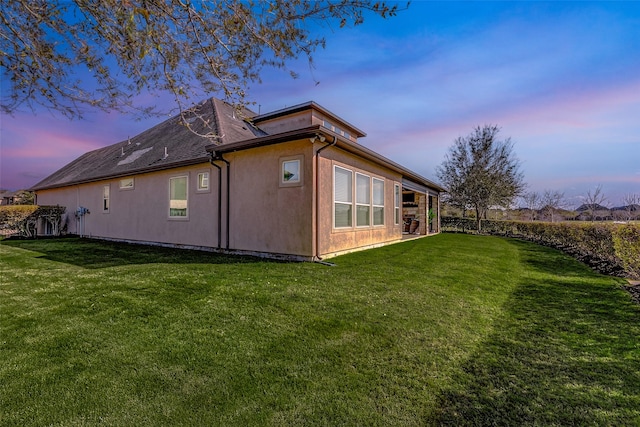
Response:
[613,225,640,279]
[0,205,66,238]
[0,205,38,235]
[441,216,476,233]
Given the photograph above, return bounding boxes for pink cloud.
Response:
[1,105,162,188]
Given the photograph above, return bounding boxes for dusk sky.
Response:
[1,1,639,207]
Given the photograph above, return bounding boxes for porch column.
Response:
[418,193,427,235]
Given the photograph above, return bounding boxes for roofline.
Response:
[30,157,211,191]
[252,101,367,138]
[206,126,445,193]
[332,134,446,193]
[206,125,322,155]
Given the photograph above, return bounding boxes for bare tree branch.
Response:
[1,0,407,131]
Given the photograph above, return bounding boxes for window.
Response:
[102,185,110,212]
[373,178,384,226]
[282,160,300,183]
[197,172,209,191]
[334,167,387,228]
[119,177,134,190]
[280,156,303,187]
[323,120,350,139]
[356,173,371,227]
[169,176,188,218]
[334,166,352,228]
[323,120,335,132]
[394,184,401,225]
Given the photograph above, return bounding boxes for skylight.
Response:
[117,147,153,166]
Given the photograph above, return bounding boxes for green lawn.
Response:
[1,234,638,426]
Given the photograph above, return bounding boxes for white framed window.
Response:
[323,120,335,132]
[197,172,210,191]
[323,120,350,139]
[102,185,110,212]
[356,173,371,227]
[334,166,353,228]
[282,160,300,183]
[169,176,188,218]
[394,184,401,225]
[280,156,303,187]
[119,177,134,190]
[373,178,385,226]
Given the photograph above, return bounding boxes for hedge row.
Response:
[0,205,67,238]
[0,205,39,234]
[441,217,640,279]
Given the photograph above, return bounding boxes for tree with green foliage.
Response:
[14,190,35,205]
[1,0,404,136]
[437,125,525,231]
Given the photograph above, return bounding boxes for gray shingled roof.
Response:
[31,98,264,190]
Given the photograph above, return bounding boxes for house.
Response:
[575,203,612,221]
[0,190,34,206]
[31,98,444,261]
[1,190,16,205]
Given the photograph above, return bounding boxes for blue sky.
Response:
[2,1,639,207]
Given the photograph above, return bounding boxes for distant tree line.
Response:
[437,125,639,224]
[516,186,639,222]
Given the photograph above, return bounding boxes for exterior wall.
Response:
[36,163,220,248]
[254,108,359,143]
[35,189,79,235]
[255,110,314,135]
[224,139,315,257]
[316,145,404,258]
[35,142,438,260]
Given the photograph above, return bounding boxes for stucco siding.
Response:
[30,99,441,260]
[254,110,314,135]
[316,146,403,258]
[36,163,220,248]
[36,188,82,235]
[225,139,315,256]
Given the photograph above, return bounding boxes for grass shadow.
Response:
[1,237,268,269]
[430,239,640,426]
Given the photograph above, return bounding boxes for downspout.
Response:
[437,193,441,233]
[76,185,80,236]
[209,153,222,249]
[219,155,231,250]
[210,150,230,250]
[314,135,337,261]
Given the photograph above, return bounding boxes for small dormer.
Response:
[252,101,366,142]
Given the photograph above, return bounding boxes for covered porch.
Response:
[401,179,440,236]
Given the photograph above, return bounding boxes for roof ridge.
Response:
[209,98,225,145]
